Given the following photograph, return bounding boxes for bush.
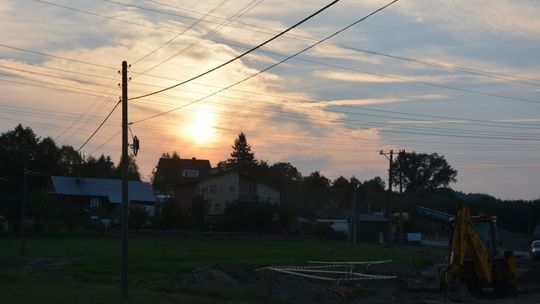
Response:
[217,201,276,233]
[129,205,149,231]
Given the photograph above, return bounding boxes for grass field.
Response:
[0,233,429,303]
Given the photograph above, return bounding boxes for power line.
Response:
[131,0,230,65]
[128,0,343,101]
[4,56,539,131]
[128,72,540,131]
[135,0,264,76]
[0,43,116,71]
[129,0,398,123]
[109,0,540,87]
[27,0,538,89]
[76,99,122,152]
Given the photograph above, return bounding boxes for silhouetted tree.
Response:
[151,151,182,193]
[220,132,257,173]
[129,205,149,232]
[114,155,142,181]
[73,154,116,179]
[392,151,457,192]
[230,132,255,163]
[302,171,331,217]
[190,195,211,230]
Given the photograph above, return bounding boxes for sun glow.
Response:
[185,107,216,144]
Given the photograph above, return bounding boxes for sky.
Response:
[0,0,539,200]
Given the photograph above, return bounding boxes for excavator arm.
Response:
[448,205,492,283]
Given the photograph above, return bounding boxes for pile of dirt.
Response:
[175,262,442,303]
[366,261,419,278]
[178,267,240,289]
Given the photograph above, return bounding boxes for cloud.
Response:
[393,0,540,41]
[312,69,457,84]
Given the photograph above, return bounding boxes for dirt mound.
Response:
[174,262,444,303]
[178,267,240,289]
[367,261,420,278]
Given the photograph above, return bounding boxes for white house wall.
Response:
[257,183,280,205]
[199,172,239,215]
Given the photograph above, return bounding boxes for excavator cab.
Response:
[471,217,498,258]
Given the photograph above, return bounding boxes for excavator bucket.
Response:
[446,280,475,303]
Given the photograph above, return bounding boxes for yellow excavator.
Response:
[444,205,517,302]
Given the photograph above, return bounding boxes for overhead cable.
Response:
[129,0,400,122]
[128,0,343,101]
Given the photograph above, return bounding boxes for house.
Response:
[49,176,158,217]
[174,171,280,215]
[349,214,388,243]
[152,157,212,193]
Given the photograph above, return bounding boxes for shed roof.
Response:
[357,214,388,222]
[50,176,156,204]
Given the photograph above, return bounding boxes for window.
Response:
[228,185,235,194]
[90,198,100,208]
[182,169,199,178]
[206,185,217,194]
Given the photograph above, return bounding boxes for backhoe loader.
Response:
[444,205,517,302]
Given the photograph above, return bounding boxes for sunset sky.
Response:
[1,0,539,200]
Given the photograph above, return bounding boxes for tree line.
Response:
[0,125,538,235]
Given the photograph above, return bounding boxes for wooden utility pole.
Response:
[121,61,129,298]
[380,150,394,246]
[398,150,405,246]
[350,186,358,245]
[21,145,28,255]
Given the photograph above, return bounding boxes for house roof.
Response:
[357,214,388,222]
[174,170,279,191]
[50,176,156,204]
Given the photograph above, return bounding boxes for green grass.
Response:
[0,233,429,303]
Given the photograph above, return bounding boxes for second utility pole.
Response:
[121,61,129,298]
[380,149,394,246]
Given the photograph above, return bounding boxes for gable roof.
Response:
[174,170,279,191]
[153,157,212,192]
[50,176,156,204]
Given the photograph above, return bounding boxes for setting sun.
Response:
[185,107,216,144]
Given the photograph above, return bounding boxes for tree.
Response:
[129,205,149,232]
[58,145,83,176]
[392,151,457,192]
[190,195,211,230]
[229,132,255,163]
[221,132,257,173]
[0,124,40,190]
[151,151,182,193]
[73,154,116,179]
[114,155,142,181]
[302,171,331,217]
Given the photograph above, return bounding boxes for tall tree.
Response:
[302,171,331,217]
[229,132,255,164]
[73,154,116,179]
[151,151,182,192]
[114,155,142,181]
[221,132,257,173]
[392,151,457,192]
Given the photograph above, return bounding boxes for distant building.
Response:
[49,176,157,216]
[349,214,388,243]
[174,171,280,215]
[152,157,211,193]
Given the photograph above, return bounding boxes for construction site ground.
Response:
[1,232,539,303]
[177,230,540,303]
